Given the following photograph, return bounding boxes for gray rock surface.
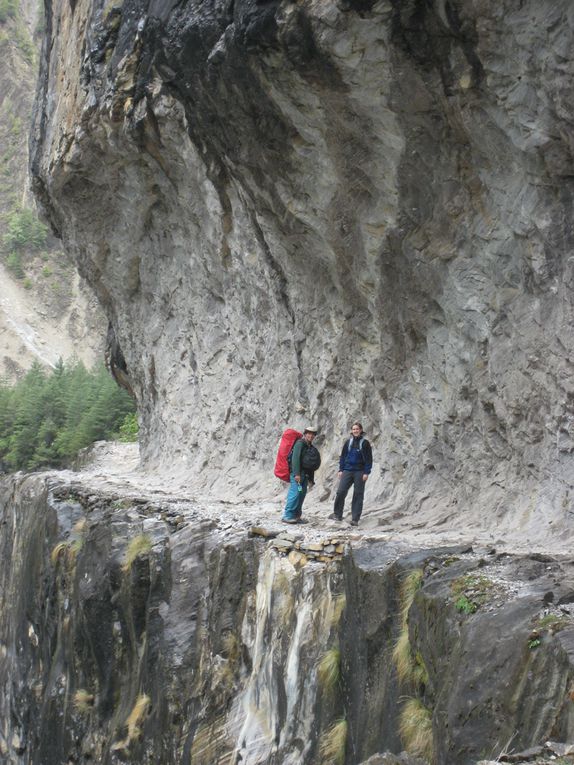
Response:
[2,465,574,764]
[29,0,574,546]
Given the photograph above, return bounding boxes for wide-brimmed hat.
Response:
[304,426,318,434]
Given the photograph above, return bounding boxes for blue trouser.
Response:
[282,474,308,520]
[334,470,365,521]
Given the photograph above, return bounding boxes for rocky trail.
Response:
[40,441,572,560]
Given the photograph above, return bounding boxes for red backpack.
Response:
[274,428,302,482]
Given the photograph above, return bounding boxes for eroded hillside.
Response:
[0,0,104,380]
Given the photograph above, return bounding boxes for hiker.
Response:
[331,422,373,526]
[281,427,319,524]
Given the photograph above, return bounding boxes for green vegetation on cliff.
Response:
[3,206,48,251]
[2,205,49,279]
[0,360,137,471]
[0,0,18,24]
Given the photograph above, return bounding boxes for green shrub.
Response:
[34,4,44,36]
[0,0,18,24]
[3,208,48,251]
[5,250,23,278]
[13,23,34,64]
[118,411,138,442]
[451,574,494,614]
[22,277,32,289]
[455,595,477,614]
[41,265,52,278]
[9,115,22,137]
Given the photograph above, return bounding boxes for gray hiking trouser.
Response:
[334,470,365,521]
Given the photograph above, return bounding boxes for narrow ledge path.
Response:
[34,441,571,560]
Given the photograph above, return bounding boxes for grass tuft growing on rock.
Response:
[189,716,229,764]
[190,724,216,763]
[319,719,347,765]
[126,693,150,741]
[393,568,424,687]
[317,647,341,696]
[330,593,347,628]
[413,650,430,688]
[122,534,152,572]
[73,689,94,713]
[51,541,68,566]
[393,629,413,684]
[51,538,83,569]
[400,569,423,625]
[111,693,150,752]
[536,613,570,633]
[221,631,239,663]
[72,518,87,534]
[399,698,434,762]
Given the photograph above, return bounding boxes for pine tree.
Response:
[0,360,136,471]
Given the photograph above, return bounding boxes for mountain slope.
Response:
[0,0,104,381]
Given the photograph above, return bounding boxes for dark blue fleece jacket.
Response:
[339,436,373,474]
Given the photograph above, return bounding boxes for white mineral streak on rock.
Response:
[231,550,337,762]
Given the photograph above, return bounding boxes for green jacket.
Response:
[291,439,315,483]
[291,439,305,476]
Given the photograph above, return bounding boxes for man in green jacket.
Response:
[281,427,318,524]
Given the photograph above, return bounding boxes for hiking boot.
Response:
[350,520,359,527]
[296,518,309,524]
[282,518,299,524]
[329,514,342,521]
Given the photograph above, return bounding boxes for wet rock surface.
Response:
[2,461,574,764]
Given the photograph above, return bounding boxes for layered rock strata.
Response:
[2,472,574,764]
[251,525,348,563]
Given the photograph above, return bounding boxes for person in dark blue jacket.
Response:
[330,422,373,526]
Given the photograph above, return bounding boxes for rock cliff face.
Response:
[2,471,574,764]
[30,0,574,534]
[14,4,574,763]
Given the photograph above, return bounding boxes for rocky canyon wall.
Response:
[2,472,574,764]
[30,0,574,531]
